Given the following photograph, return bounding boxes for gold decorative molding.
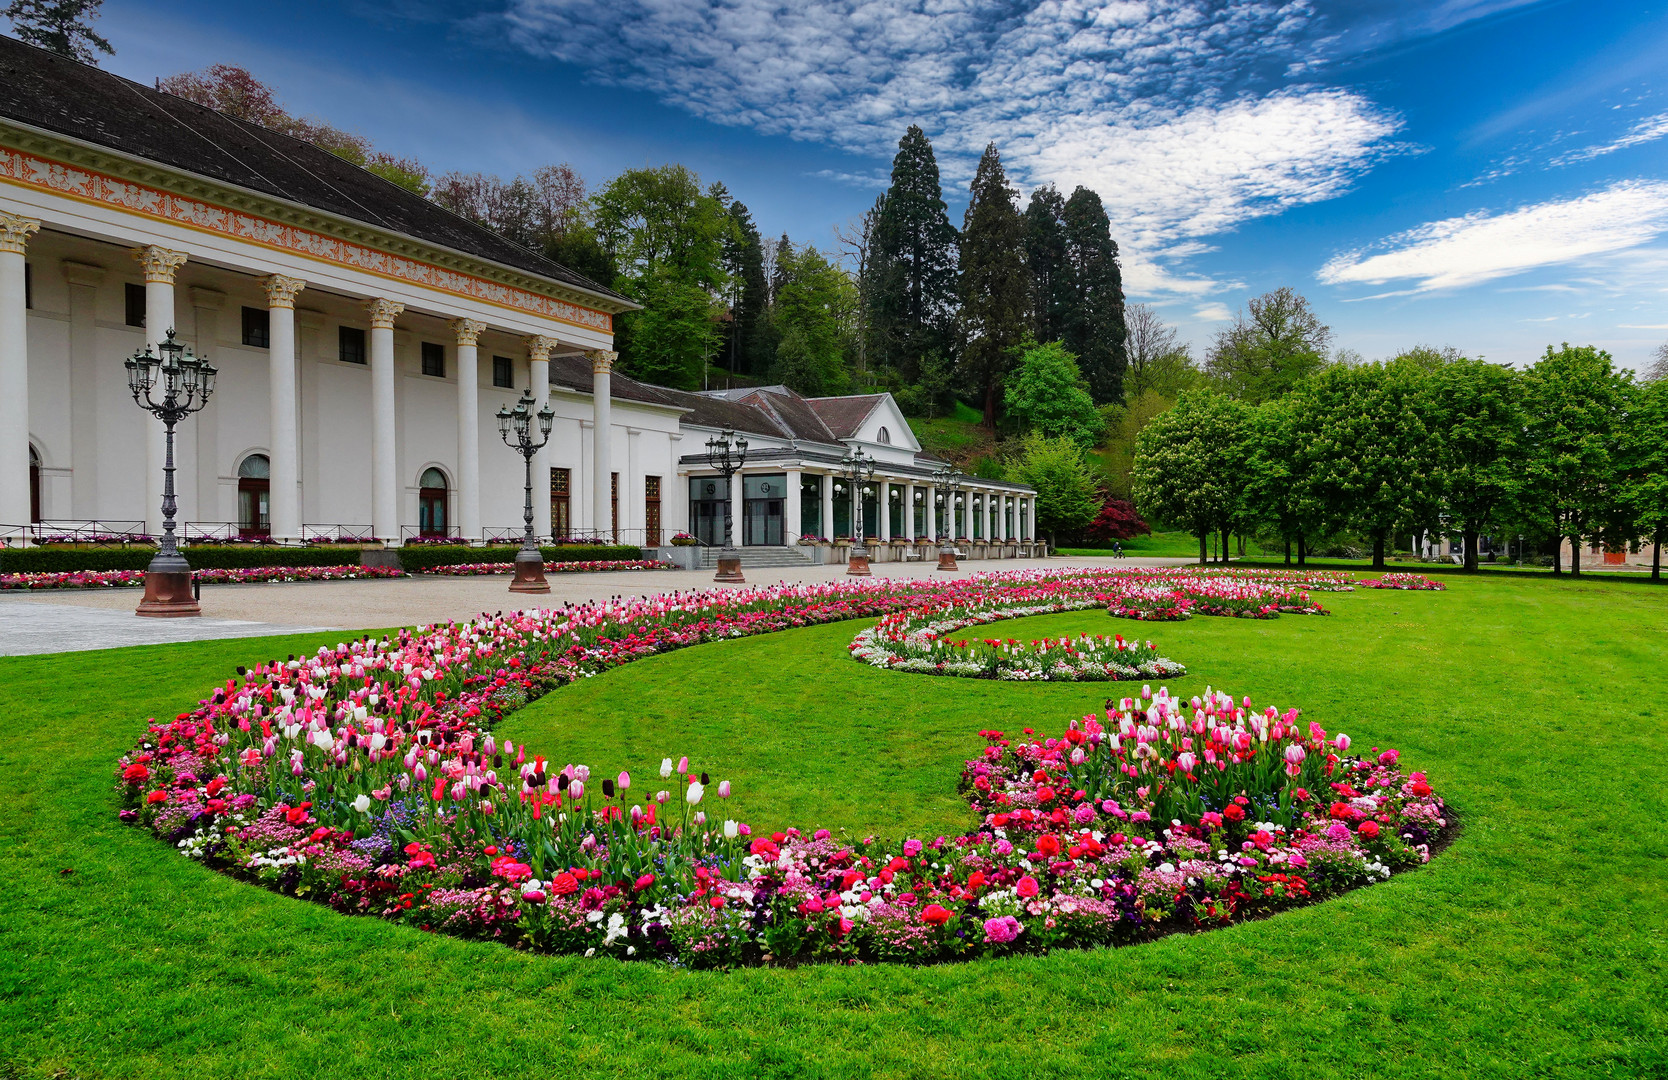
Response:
[262,274,306,309]
[450,317,486,348]
[525,335,558,363]
[0,210,39,254]
[586,349,618,375]
[132,244,186,284]
[0,136,627,328]
[365,297,404,330]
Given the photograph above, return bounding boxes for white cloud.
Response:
[1317,180,1668,292]
[494,0,1409,296]
[1193,302,1234,321]
[1552,110,1668,166]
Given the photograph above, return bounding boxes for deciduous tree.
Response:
[1423,358,1522,571]
[1132,390,1251,564]
[1207,287,1330,402]
[1004,341,1102,449]
[1007,432,1101,549]
[1521,344,1631,574]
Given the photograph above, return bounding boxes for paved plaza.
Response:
[0,556,1187,655]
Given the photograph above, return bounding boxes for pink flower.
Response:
[983,915,1024,944]
[902,839,922,857]
[1015,876,1039,898]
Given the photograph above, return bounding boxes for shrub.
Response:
[396,544,642,571]
[0,546,363,573]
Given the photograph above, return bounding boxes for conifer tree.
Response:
[720,201,767,376]
[958,143,1028,425]
[1022,184,1069,343]
[1061,187,1129,405]
[869,125,959,382]
[3,0,111,63]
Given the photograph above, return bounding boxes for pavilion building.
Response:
[0,36,1039,562]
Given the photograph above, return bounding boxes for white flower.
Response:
[352,794,371,813]
[686,782,704,805]
[724,819,739,839]
[660,757,674,779]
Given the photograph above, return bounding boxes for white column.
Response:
[62,259,104,519]
[526,336,555,540]
[132,246,187,535]
[904,483,916,540]
[926,485,938,541]
[785,468,802,541]
[450,318,485,543]
[188,287,225,522]
[587,349,617,542]
[731,468,746,547]
[263,275,305,542]
[878,481,891,542]
[819,472,833,540]
[366,298,404,544]
[0,214,38,528]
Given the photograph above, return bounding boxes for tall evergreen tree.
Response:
[958,143,1028,426]
[1022,184,1070,344]
[720,201,768,376]
[1060,187,1129,405]
[3,0,111,63]
[869,125,959,383]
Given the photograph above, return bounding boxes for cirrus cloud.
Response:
[1317,180,1668,292]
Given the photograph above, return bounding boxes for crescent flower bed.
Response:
[1360,573,1447,590]
[114,568,1449,966]
[1,565,407,590]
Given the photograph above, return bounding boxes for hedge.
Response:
[0,545,366,574]
[396,544,643,571]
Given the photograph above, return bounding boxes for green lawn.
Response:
[2,575,1666,1078]
[1059,529,1268,559]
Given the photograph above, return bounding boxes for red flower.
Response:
[1222,804,1245,822]
[634,873,655,891]
[121,763,149,784]
[921,904,953,926]
[1035,786,1057,804]
[1035,834,1061,857]
[145,789,168,804]
[1357,820,1380,840]
[550,872,579,896]
[1015,876,1040,898]
[1410,780,1432,797]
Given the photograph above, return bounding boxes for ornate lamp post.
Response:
[497,388,555,594]
[933,462,963,572]
[841,446,876,576]
[126,329,216,617]
[704,428,748,582]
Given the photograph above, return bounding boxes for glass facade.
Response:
[743,473,787,546]
[800,474,821,537]
[689,476,730,547]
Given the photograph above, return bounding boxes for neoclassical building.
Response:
[0,37,1037,556]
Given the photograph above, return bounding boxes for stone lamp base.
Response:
[136,570,201,617]
[508,550,550,593]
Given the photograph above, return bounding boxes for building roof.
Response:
[805,394,886,439]
[0,36,628,306]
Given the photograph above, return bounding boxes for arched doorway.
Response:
[29,445,41,523]
[237,454,270,537]
[419,468,449,537]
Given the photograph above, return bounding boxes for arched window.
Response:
[237,454,270,537]
[419,468,449,537]
[28,445,41,523]
[876,426,891,445]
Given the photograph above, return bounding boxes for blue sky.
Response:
[80,0,1668,371]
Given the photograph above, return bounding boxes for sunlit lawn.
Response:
[1,574,1664,1078]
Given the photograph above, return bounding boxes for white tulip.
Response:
[686,782,704,806]
[660,757,674,779]
[724,819,739,839]
[352,794,371,813]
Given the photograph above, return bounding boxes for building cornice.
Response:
[0,120,639,327]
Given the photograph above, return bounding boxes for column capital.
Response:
[263,274,306,309]
[450,317,487,347]
[525,335,558,362]
[586,349,618,375]
[0,212,40,255]
[132,245,187,284]
[365,297,404,329]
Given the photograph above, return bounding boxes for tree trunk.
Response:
[1284,538,1291,566]
[1198,531,1207,566]
[1238,533,1246,557]
[1372,534,1386,571]
[1551,536,1562,575]
[982,381,997,429]
[1297,535,1307,565]
[1221,527,1230,563]
[1463,529,1479,572]
[1569,534,1581,576]
[1654,526,1662,582]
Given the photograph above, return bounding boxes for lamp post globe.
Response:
[500,387,555,594]
[703,428,748,583]
[127,329,216,617]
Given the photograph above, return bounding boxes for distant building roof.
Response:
[805,394,887,439]
[0,35,628,306]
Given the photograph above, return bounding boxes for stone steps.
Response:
[694,546,816,568]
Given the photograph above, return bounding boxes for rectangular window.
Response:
[125,282,146,327]
[23,263,30,309]
[421,341,446,378]
[241,306,270,348]
[339,326,366,364]
[800,474,822,538]
[492,355,514,388]
[550,467,571,539]
[611,471,620,542]
[645,475,662,546]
